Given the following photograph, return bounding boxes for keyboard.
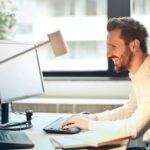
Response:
[43,117,81,134]
[0,130,34,149]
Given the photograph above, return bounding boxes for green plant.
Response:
[0,0,16,40]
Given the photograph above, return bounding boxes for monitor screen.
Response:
[0,41,44,124]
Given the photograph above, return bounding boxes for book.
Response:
[49,130,130,149]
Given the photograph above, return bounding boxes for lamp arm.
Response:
[0,40,49,64]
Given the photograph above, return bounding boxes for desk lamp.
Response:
[0,30,69,64]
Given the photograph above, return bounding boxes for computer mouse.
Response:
[67,127,81,134]
[80,111,91,115]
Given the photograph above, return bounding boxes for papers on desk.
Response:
[49,130,130,149]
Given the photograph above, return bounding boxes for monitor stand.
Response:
[1,103,9,124]
[0,103,33,130]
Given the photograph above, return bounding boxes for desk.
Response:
[10,113,130,150]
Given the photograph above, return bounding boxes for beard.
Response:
[112,47,133,73]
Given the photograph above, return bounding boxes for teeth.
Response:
[112,58,116,62]
[113,58,118,63]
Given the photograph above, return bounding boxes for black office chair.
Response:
[127,147,146,150]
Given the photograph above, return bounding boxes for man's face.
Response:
[107,29,133,72]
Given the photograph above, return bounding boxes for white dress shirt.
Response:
[88,55,150,140]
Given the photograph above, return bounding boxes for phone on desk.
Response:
[43,112,90,134]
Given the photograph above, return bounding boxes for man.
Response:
[63,17,150,149]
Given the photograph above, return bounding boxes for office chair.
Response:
[127,148,146,150]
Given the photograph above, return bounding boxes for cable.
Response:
[0,122,33,131]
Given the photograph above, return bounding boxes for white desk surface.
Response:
[9,113,129,150]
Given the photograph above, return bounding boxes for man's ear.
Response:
[129,39,140,52]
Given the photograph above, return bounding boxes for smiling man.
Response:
[63,17,150,150]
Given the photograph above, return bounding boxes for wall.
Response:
[43,79,131,99]
[13,79,131,113]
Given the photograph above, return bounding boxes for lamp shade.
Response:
[48,30,69,56]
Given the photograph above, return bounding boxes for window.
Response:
[11,0,109,78]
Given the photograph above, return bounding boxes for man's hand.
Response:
[63,115,90,130]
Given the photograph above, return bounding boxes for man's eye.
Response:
[112,45,116,48]
[107,45,116,50]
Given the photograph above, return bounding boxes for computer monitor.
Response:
[0,41,44,124]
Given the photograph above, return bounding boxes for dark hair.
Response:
[107,17,149,53]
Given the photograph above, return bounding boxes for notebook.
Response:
[50,130,130,149]
[0,130,34,149]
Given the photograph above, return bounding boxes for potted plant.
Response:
[0,0,16,40]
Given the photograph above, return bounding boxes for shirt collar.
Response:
[129,55,150,81]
